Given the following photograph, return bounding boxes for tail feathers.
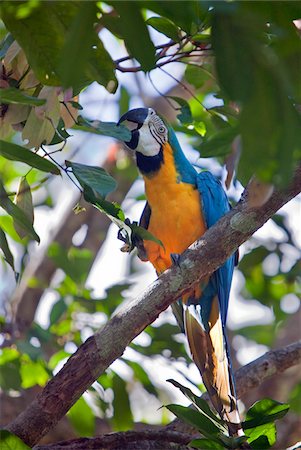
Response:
[184,297,243,437]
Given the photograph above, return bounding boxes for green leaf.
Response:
[50,298,67,325]
[48,350,71,371]
[20,357,49,388]
[0,180,40,243]
[1,1,116,91]
[243,398,289,430]
[246,422,276,449]
[0,227,14,271]
[13,177,34,239]
[146,16,180,41]
[0,88,46,106]
[67,396,95,437]
[73,116,131,141]
[166,404,220,440]
[0,430,31,450]
[131,223,164,249]
[168,96,193,124]
[289,382,301,414]
[0,349,22,391]
[197,126,239,158]
[189,438,224,449]
[113,2,156,72]
[166,379,224,428]
[58,2,117,92]
[112,373,134,431]
[0,141,60,174]
[67,161,117,198]
[125,360,157,396]
[48,243,93,283]
[185,64,215,89]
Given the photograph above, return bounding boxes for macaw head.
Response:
[118,107,168,157]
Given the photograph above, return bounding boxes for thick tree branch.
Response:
[7,168,301,447]
[34,431,196,450]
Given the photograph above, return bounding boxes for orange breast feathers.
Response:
[142,143,206,274]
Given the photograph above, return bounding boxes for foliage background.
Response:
[0,1,300,449]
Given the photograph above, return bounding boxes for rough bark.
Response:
[34,431,196,450]
[6,168,301,447]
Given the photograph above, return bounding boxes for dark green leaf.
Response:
[141,1,203,34]
[113,2,156,72]
[0,180,40,243]
[168,96,193,125]
[212,7,263,102]
[58,2,117,92]
[190,438,223,449]
[83,185,125,221]
[73,116,131,141]
[146,16,180,41]
[67,396,95,437]
[167,379,224,428]
[0,349,22,391]
[166,404,220,440]
[112,373,134,431]
[119,87,130,117]
[0,88,46,106]
[197,126,239,158]
[131,223,164,249]
[0,141,60,174]
[0,227,14,271]
[289,382,301,414]
[0,430,31,450]
[67,161,117,198]
[243,398,289,430]
[50,299,67,325]
[1,1,116,91]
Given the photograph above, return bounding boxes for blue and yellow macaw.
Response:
[118,107,242,436]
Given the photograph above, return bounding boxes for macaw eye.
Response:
[158,126,165,133]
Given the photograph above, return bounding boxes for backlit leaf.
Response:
[14,177,34,239]
[0,430,30,450]
[0,88,46,106]
[0,141,60,174]
[67,396,95,437]
[146,16,180,41]
[0,180,40,243]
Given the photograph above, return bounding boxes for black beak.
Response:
[118,108,149,126]
[118,108,149,150]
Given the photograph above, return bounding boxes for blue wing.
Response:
[196,170,236,325]
[182,171,242,435]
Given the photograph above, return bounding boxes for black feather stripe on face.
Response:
[136,146,164,175]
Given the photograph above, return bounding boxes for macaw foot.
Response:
[170,253,182,267]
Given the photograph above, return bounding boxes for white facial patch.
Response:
[136,109,168,156]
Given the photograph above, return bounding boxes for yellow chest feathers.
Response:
[142,144,206,273]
